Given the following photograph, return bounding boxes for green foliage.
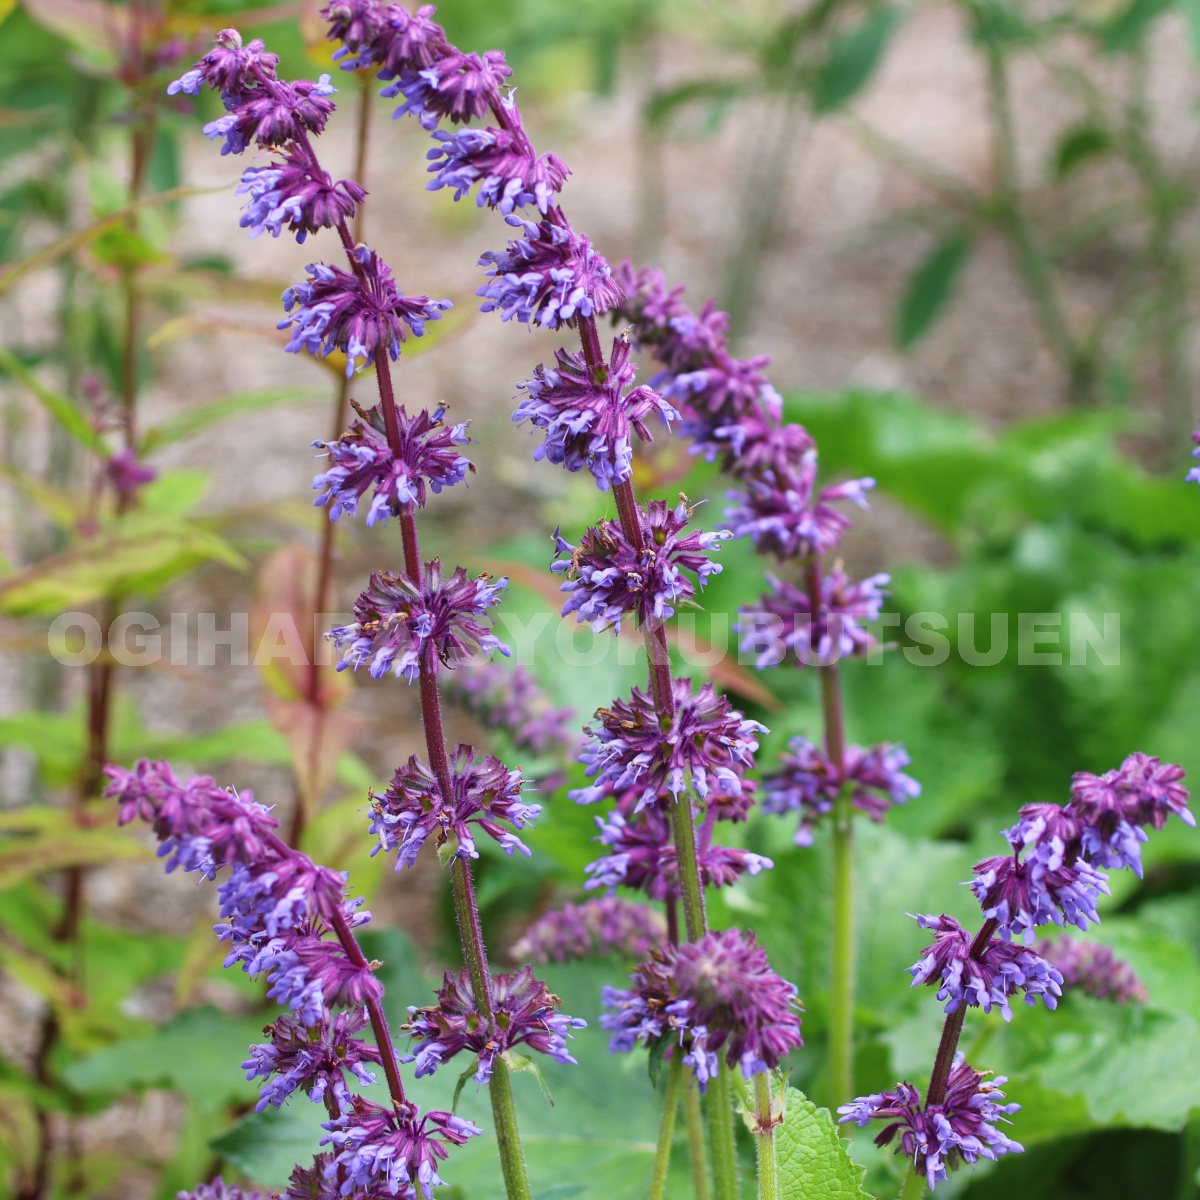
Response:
[812,8,902,113]
[775,1088,870,1198]
[895,232,972,347]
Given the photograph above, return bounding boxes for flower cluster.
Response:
[178,1180,265,1200]
[510,896,667,964]
[602,930,802,1084]
[571,678,764,811]
[761,737,919,846]
[313,401,471,522]
[839,1056,1022,1189]
[368,744,539,868]
[514,336,676,488]
[404,965,585,1083]
[329,561,508,681]
[1034,936,1148,1003]
[553,498,726,631]
[1188,430,1200,484]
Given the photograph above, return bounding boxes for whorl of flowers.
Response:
[514,335,677,489]
[280,245,451,376]
[329,562,509,681]
[237,151,365,243]
[313,401,471,522]
[1034,936,1148,1003]
[738,565,888,668]
[839,1056,1022,1189]
[178,1180,266,1200]
[571,678,765,810]
[553,497,727,631]
[761,737,919,846]
[403,965,586,1084]
[368,744,539,869]
[510,896,667,965]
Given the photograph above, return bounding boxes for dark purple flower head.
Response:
[403,964,585,1083]
[168,29,278,101]
[761,737,918,846]
[514,335,677,488]
[738,565,888,668]
[571,678,764,810]
[1072,752,1192,834]
[725,451,876,560]
[839,1056,1022,1189]
[220,76,337,152]
[106,448,157,503]
[584,806,772,899]
[908,914,1062,1019]
[281,245,451,376]
[1034,936,1149,1003]
[237,151,365,243]
[553,498,726,630]
[479,216,622,329]
[329,562,508,681]
[368,744,539,868]
[321,1096,481,1200]
[284,1155,339,1200]
[243,1007,382,1113]
[970,854,1108,943]
[427,97,569,215]
[313,401,471,523]
[178,1178,268,1200]
[383,48,511,129]
[510,896,666,964]
[325,1,449,73]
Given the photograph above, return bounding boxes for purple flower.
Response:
[383,48,511,129]
[673,929,803,1077]
[584,806,772,899]
[1034,936,1149,1003]
[106,448,157,503]
[321,1097,481,1199]
[761,737,919,845]
[284,1154,339,1200]
[280,246,451,377]
[726,451,876,560]
[1188,430,1200,484]
[970,854,1109,943]
[324,1,449,73]
[571,678,764,810]
[313,402,471,523]
[329,562,508,681]
[510,896,666,964]
[178,1178,268,1200]
[553,498,726,630]
[737,565,888,668]
[479,216,622,328]
[907,914,1062,1019]
[168,29,279,101]
[237,151,365,243]
[403,965,586,1083]
[368,744,539,868]
[426,98,569,214]
[839,1055,1022,1189]
[243,1008,383,1113]
[1072,751,1193,833]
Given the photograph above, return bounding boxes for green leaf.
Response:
[1055,126,1112,177]
[895,231,971,347]
[0,347,104,452]
[813,8,901,113]
[644,79,751,129]
[776,1087,870,1198]
[1101,0,1173,53]
[1184,0,1200,58]
[141,388,325,452]
[0,826,149,890]
[137,469,210,517]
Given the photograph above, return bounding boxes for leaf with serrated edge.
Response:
[776,1088,871,1199]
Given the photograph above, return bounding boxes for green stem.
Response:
[684,1073,711,1200]
[706,1067,740,1200]
[649,1055,683,1200]
[899,1161,926,1200]
[829,782,855,1110]
[487,1056,532,1200]
[753,1073,779,1200]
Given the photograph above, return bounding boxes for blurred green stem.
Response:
[707,1067,740,1200]
[899,1162,926,1200]
[684,1072,711,1200]
[753,1073,779,1200]
[649,1055,683,1200]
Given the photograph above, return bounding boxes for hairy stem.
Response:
[684,1073,712,1200]
[899,1162,927,1200]
[706,1067,740,1200]
[753,1072,779,1200]
[649,1054,683,1200]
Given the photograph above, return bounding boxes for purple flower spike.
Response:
[908,914,1063,1019]
[403,965,586,1083]
[1073,751,1193,834]
[329,562,509,681]
[514,335,677,489]
[237,152,365,243]
[839,1055,1022,1189]
[383,48,511,129]
[313,402,472,523]
[280,246,451,376]
[178,1178,267,1200]
[737,565,888,669]
[510,896,667,964]
[1035,936,1149,1003]
[553,497,727,630]
[106,448,157,503]
[479,216,623,329]
[761,737,919,845]
[169,29,279,102]
[673,929,803,1077]
[324,2,449,73]
[970,854,1109,943]
[1188,431,1200,484]
[426,98,569,215]
[571,678,764,811]
[368,744,539,868]
[321,1097,481,1200]
[243,1008,383,1113]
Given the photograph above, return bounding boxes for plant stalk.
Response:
[753,1072,780,1200]
[899,1162,926,1200]
[684,1073,712,1200]
[706,1067,741,1200]
[649,1054,684,1200]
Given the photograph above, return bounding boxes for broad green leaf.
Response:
[0,347,104,452]
[0,826,149,889]
[1101,0,1173,53]
[813,8,901,113]
[1054,126,1112,178]
[896,231,971,347]
[141,388,325,452]
[776,1087,870,1198]
[644,79,752,128]
[137,469,210,518]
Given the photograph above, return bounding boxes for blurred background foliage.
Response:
[2,0,1200,1198]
